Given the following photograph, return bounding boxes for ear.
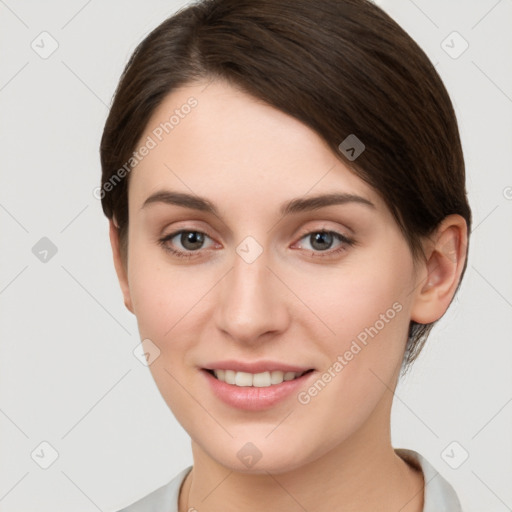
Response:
[410,214,468,324]
[109,218,134,314]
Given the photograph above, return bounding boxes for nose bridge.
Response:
[215,236,288,343]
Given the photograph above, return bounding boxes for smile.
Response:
[202,368,316,411]
[207,369,313,387]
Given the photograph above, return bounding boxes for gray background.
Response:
[1,0,511,510]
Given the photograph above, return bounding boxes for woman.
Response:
[100,0,471,510]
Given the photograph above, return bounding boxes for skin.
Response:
[109,79,468,512]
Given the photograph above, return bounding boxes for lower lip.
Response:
[202,369,315,411]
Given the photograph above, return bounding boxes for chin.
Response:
[198,432,327,476]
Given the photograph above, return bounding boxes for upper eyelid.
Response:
[157,211,356,237]
[295,224,351,239]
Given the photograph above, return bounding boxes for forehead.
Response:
[128,79,385,216]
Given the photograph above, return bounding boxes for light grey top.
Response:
[117,448,463,512]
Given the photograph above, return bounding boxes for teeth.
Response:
[212,369,306,387]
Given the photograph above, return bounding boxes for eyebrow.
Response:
[141,190,375,216]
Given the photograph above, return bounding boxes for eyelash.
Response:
[158,229,356,260]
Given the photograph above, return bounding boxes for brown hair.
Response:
[100,0,471,374]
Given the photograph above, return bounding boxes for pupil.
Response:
[182,231,204,250]
[311,232,332,251]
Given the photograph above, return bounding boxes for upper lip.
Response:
[203,360,313,374]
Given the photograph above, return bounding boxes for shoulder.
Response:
[116,466,192,512]
[395,448,464,512]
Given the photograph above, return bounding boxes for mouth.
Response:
[202,366,317,410]
[204,368,315,387]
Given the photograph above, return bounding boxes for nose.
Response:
[214,242,290,345]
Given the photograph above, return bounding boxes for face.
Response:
[118,79,424,473]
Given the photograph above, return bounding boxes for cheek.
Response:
[291,242,415,390]
[289,255,413,448]
[297,247,412,340]
[129,266,200,342]
[127,236,191,340]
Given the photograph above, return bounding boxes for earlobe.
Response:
[410,214,468,324]
[109,218,134,314]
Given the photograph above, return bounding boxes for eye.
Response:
[294,229,355,257]
[158,229,216,258]
[158,228,355,260]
